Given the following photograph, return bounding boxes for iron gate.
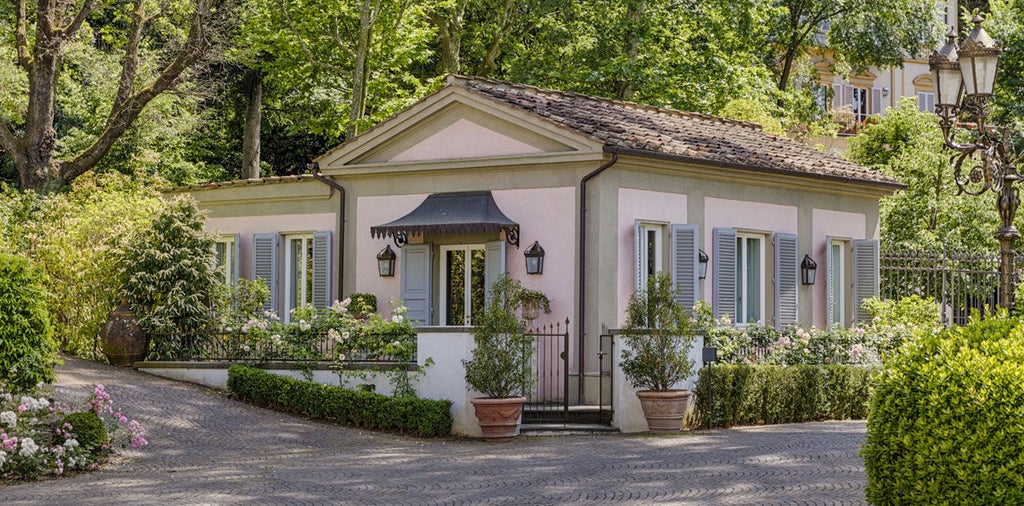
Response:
[522,319,613,424]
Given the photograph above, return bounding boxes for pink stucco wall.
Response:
[207,213,337,282]
[389,119,544,162]
[355,187,575,323]
[702,197,798,307]
[616,189,688,327]
[811,208,866,328]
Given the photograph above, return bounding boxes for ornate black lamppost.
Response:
[930,15,1021,308]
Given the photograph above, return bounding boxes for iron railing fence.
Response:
[147,330,415,364]
[879,246,1021,327]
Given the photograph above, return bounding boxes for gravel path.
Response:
[0,356,869,505]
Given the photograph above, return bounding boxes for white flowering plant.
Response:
[0,384,147,481]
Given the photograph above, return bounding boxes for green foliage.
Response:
[692,364,874,428]
[848,99,998,250]
[61,412,108,457]
[118,196,217,359]
[988,0,1024,125]
[0,254,56,391]
[620,272,696,391]
[863,311,1024,503]
[227,365,453,437]
[347,292,378,317]
[462,276,537,399]
[24,174,163,358]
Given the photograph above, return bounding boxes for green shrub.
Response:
[620,272,696,391]
[863,311,1024,504]
[227,365,452,437]
[463,276,535,398]
[347,292,377,317]
[61,411,109,455]
[691,364,873,428]
[119,196,217,359]
[0,253,57,391]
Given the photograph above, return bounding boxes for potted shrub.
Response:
[620,272,697,433]
[463,276,537,442]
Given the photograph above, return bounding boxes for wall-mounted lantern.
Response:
[801,254,817,285]
[698,249,709,279]
[377,245,396,277]
[524,241,545,275]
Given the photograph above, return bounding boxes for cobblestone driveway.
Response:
[0,357,868,505]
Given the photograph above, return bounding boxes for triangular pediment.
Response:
[317,86,601,169]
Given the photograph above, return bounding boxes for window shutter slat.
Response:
[634,220,643,292]
[252,233,278,312]
[853,239,879,324]
[826,236,836,327]
[671,224,699,312]
[231,234,240,286]
[871,87,883,115]
[312,231,332,310]
[713,228,737,321]
[774,233,798,327]
[401,244,432,325]
[484,240,506,307]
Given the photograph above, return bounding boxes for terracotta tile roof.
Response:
[171,174,316,192]
[451,75,902,189]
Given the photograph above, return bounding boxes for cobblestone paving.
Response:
[0,357,868,505]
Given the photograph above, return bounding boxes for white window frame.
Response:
[213,236,237,286]
[638,222,665,291]
[284,233,314,321]
[439,244,486,326]
[830,239,847,327]
[735,233,765,326]
[851,87,868,121]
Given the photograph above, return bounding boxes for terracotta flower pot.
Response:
[636,389,691,433]
[471,396,526,442]
[100,302,150,367]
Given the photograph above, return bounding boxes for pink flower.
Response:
[17,405,26,412]
[119,416,128,424]
[130,436,148,449]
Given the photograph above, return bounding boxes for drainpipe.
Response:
[578,151,619,400]
[308,162,346,299]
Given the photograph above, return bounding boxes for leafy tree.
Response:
[848,98,997,250]
[770,0,945,93]
[988,0,1024,125]
[0,0,232,192]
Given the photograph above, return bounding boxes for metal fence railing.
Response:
[147,331,415,364]
[880,246,1016,327]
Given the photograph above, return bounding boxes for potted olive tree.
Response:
[620,272,697,433]
[463,276,538,442]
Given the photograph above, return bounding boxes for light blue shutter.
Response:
[712,228,737,321]
[252,233,278,312]
[670,224,698,312]
[853,239,879,324]
[312,231,332,310]
[484,240,506,307]
[401,244,432,325]
[231,234,240,286]
[774,233,798,328]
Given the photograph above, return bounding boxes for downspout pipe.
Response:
[578,151,619,398]
[308,162,346,299]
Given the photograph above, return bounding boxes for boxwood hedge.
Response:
[692,364,873,428]
[227,365,452,437]
[863,312,1024,504]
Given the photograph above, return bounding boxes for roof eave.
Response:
[603,146,906,193]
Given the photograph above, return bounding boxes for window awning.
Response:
[371,191,520,247]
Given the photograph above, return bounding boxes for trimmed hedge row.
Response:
[226,365,452,437]
[692,364,874,428]
[863,313,1024,504]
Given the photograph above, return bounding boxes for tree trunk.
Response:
[241,69,263,180]
[348,0,379,138]
[614,0,645,101]
[430,1,464,75]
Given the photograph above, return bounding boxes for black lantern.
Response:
[377,245,396,277]
[524,241,545,275]
[698,249,709,279]
[801,255,817,285]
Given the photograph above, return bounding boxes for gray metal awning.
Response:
[370,191,520,247]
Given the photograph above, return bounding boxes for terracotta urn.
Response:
[100,302,150,367]
[635,389,691,433]
[470,396,526,442]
